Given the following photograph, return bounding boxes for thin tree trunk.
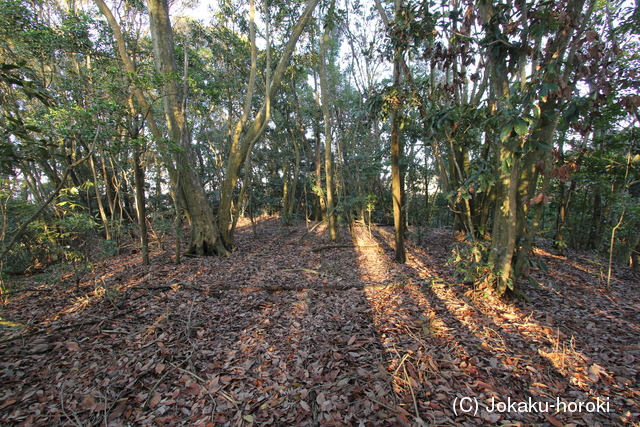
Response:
[282,159,291,224]
[289,138,301,219]
[230,140,256,239]
[172,184,182,264]
[0,155,90,262]
[390,0,405,264]
[216,0,320,249]
[133,148,150,266]
[319,8,337,242]
[90,155,111,240]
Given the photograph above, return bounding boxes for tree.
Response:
[146,0,229,256]
[319,0,338,242]
[216,0,320,250]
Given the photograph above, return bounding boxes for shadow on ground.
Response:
[0,217,638,426]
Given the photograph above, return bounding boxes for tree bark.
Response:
[216,0,320,249]
[146,0,228,256]
[319,7,338,242]
[89,155,111,240]
[96,0,188,256]
[133,147,150,265]
[390,0,405,264]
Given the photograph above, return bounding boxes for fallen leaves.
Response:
[0,218,638,425]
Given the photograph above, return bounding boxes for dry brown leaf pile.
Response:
[1,217,639,426]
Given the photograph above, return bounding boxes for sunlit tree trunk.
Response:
[486,0,589,296]
[480,0,518,295]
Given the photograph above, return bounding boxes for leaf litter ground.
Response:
[1,217,639,426]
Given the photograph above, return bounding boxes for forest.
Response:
[1,0,639,425]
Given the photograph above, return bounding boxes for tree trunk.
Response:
[319,9,338,242]
[133,148,150,265]
[146,0,228,256]
[216,0,320,249]
[282,159,291,224]
[89,155,111,240]
[313,118,326,221]
[588,189,602,250]
[489,149,520,295]
[288,138,301,220]
[390,0,405,264]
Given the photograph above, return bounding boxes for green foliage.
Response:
[521,257,548,289]
[0,191,107,275]
[447,236,495,290]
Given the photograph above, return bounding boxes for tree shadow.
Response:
[365,226,638,426]
[1,218,637,426]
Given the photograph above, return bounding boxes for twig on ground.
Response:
[282,268,321,275]
[60,384,84,427]
[170,362,230,416]
[311,244,378,252]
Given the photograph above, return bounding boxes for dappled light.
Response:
[1,0,640,424]
[1,219,640,425]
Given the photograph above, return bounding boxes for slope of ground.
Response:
[1,217,639,426]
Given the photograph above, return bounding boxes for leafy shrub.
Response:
[448,236,495,290]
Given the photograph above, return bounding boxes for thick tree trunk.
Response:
[97,0,222,255]
[488,147,520,295]
[486,0,587,297]
[146,0,228,256]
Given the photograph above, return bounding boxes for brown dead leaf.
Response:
[187,382,200,396]
[65,341,81,351]
[1,219,638,427]
[480,410,501,423]
[0,399,17,409]
[394,405,411,417]
[543,412,564,427]
[407,376,419,389]
[347,334,357,346]
[588,364,606,381]
[149,391,162,408]
[81,396,96,410]
[31,343,49,353]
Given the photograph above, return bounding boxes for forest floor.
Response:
[0,216,639,427]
